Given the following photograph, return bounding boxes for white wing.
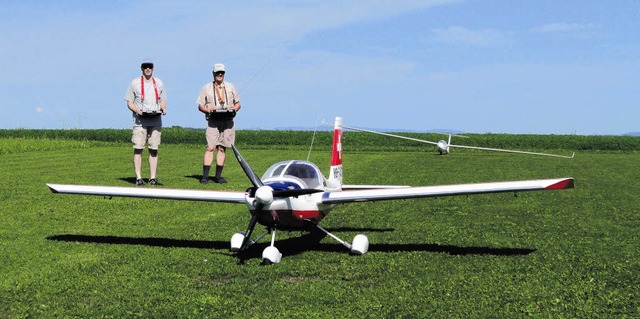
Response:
[321,178,573,204]
[341,184,410,190]
[47,184,246,203]
[448,143,575,158]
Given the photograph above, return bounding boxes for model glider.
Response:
[47,117,574,264]
[337,122,575,158]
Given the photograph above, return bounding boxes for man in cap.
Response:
[124,60,167,186]
[197,63,241,184]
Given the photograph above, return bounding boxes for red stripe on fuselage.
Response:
[256,209,323,229]
[293,210,321,220]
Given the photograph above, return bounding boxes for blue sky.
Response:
[1,0,638,135]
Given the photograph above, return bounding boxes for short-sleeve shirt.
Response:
[196,81,240,112]
[125,76,166,127]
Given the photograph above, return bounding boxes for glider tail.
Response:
[328,117,343,187]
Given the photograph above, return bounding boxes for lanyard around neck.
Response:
[141,76,159,103]
[214,82,226,105]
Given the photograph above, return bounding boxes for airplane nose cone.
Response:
[255,186,274,205]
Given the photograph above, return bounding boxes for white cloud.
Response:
[529,22,596,34]
[430,26,512,47]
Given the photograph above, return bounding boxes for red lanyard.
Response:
[140,76,159,102]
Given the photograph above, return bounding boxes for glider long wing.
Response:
[322,177,573,204]
[47,184,246,203]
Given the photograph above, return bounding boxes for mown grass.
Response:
[0,131,638,318]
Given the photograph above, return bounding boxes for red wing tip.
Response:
[545,178,574,190]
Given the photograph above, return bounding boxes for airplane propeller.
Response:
[232,144,263,188]
[231,145,266,252]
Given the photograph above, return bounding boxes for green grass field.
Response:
[0,131,638,318]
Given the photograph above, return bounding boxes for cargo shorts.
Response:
[132,126,162,150]
[206,120,235,148]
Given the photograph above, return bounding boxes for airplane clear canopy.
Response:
[262,160,324,189]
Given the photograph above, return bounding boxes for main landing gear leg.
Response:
[231,212,260,252]
[315,225,369,255]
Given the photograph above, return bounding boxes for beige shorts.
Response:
[205,120,235,148]
[132,126,162,150]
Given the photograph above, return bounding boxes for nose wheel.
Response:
[261,229,282,264]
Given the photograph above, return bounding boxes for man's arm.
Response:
[160,100,167,115]
[125,83,142,115]
[231,101,241,112]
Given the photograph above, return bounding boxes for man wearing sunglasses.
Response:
[125,60,167,186]
[197,63,241,184]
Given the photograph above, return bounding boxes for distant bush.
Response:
[0,128,638,151]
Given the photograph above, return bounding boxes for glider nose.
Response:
[437,140,449,154]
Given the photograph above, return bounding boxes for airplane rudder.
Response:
[329,117,343,184]
[331,117,343,166]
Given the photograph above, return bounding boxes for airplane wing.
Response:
[47,184,246,203]
[341,184,410,190]
[321,177,574,204]
[449,143,575,158]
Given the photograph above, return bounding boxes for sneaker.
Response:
[212,176,227,184]
[149,178,159,186]
[200,177,208,185]
[135,179,145,186]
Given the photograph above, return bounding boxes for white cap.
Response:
[212,63,226,73]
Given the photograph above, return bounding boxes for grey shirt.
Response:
[125,76,166,127]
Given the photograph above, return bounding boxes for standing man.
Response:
[197,63,241,184]
[125,60,167,186]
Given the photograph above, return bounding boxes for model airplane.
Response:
[337,122,575,158]
[47,117,574,264]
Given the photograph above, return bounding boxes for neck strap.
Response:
[141,76,159,103]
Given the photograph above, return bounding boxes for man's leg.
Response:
[147,127,162,185]
[213,146,227,183]
[149,149,158,180]
[133,149,144,185]
[201,146,215,184]
[131,126,147,185]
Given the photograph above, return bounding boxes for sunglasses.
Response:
[141,64,154,69]
[215,72,225,76]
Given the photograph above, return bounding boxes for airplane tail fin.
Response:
[328,117,343,187]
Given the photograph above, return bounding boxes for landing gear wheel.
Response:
[262,246,282,264]
[350,234,369,255]
[230,232,245,252]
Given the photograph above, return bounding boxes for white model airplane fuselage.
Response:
[47,117,574,264]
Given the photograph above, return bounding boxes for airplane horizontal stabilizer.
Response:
[321,178,574,204]
[47,184,246,203]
